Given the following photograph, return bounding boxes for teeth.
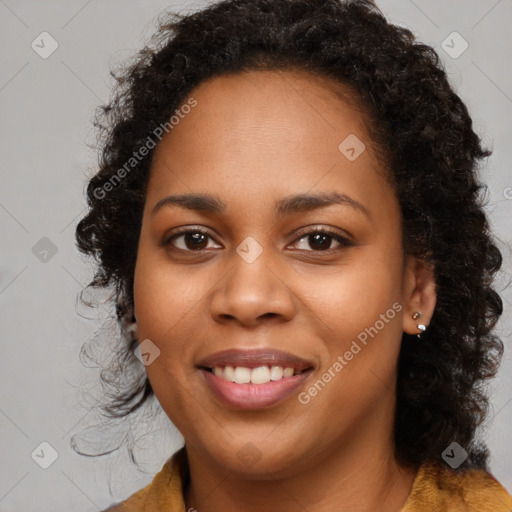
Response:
[211,365,298,384]
[251,366,270,384]
[270,365,283,381]
[234,367,251,384]
[224,365,235,382]
[283,367,294,378]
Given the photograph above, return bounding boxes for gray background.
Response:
[1,0,511,510]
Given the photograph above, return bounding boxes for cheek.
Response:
[133,254,206,427]
[294,268,404,439]
[302,246,404,339]
[132,255,206,404]
[134,249,208,337]
[299,245,405,408]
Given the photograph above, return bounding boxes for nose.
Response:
[208,243,297,328]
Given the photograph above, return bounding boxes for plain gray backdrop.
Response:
[1,0,511,510]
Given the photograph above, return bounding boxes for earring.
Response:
[413,312,426,339]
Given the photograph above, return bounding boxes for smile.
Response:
[196,348,315,409]
[208,365,305,384]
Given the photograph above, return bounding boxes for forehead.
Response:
[147,69,390,210]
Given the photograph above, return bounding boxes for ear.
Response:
[401,256,436,336]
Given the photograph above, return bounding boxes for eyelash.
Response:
[161,226,353,254]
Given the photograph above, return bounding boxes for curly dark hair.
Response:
[74,0,504,470]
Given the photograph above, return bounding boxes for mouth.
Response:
[202,364,309,384]
[197,348,315,409]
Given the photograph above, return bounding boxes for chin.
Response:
[199,436,312,479]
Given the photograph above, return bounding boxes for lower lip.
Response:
[199,368,313,409]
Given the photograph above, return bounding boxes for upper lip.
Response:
[197,348,314,372]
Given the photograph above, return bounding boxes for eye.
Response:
[289,228,353,253]
[162,226,353,254]
[163,228,221,251]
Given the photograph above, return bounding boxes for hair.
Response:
[74,0,504,470]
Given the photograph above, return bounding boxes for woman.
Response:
[75,0,511,510]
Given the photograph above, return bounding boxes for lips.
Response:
[197,348,314,372]
[197,348,315,409]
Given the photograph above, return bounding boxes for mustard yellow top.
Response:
[104,447,512,512]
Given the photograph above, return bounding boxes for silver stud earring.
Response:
[417,324,426,337]
[412,311,427,339]
[413,312,426,338]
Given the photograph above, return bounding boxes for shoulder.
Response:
[100,484,151,512]
[100,447,187,512]
[402,461,512,512]
[101,505,124,512]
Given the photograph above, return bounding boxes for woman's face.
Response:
[134,69,432,476]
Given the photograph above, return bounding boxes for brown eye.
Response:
[290,229,352,252]
[306,233,333,251]
[164,230,220,251]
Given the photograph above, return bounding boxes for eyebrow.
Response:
[151,191,371,219]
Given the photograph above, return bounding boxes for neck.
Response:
[183,420,418,512]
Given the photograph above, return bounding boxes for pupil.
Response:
[186,232,207,250]
[310,233,331,250]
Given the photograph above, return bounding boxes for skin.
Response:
[133,69,437,512]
